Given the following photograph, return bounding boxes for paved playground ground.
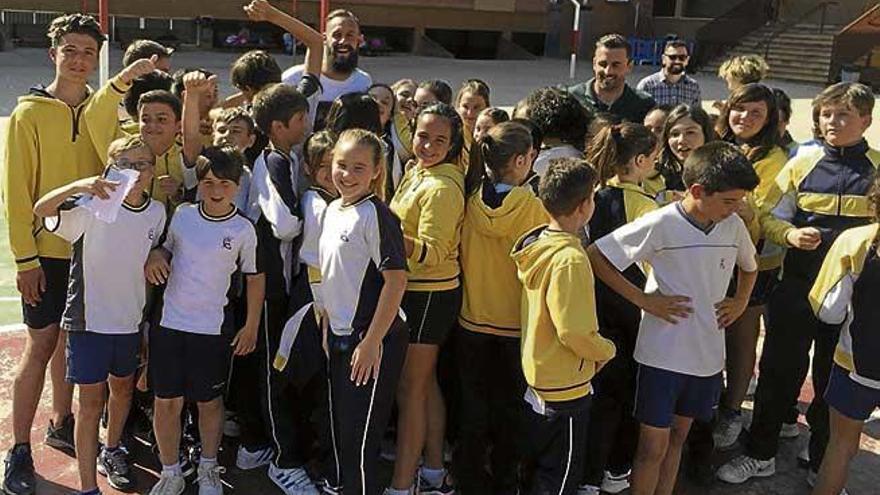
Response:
[1,47,879,494]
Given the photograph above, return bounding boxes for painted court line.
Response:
[0,323,25,333]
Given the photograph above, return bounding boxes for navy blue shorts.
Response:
[825,364,880,421]
[66,331,141,385]
[634,364,722,428]
[149,325,231,402]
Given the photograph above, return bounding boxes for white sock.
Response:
[200,456,218,468]
[420,467,445,487]
[161,462,182,477]
[385,488,411,495]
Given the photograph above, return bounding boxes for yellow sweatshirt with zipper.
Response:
[459,176,549,337]
[511,226,617,402]
[2,76,132,272]
[390,162,465,291]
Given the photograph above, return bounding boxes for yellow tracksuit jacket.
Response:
[511,227,617,402]
[2,76,132,271]
[459,175,549,337]
[390,162,465,291]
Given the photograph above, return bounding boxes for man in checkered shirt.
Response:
[636,39,702,107]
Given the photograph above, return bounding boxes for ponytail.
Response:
[465,121,533,196]
[586,122,657,186]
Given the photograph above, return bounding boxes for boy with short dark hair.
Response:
[122,39,173,73]
[588,142,759,495]
[2,13,156,494]
[244,78,324,493]
[718,82,878,488]
[511,157,617,495]
[136,89,187,211]
[33,135,165,495]
[144,146,265,495]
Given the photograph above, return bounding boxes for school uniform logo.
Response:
[222,236,233,250]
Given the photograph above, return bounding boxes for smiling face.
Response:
[593,46,632,93]
[413,113,453,168]
[394,82,417,121]
[139,102,180,155]
[114,146,156,197]
[473,112,496,142]
[457,91,488,132]
[369,86,395,127]
[819,103,872,147]
[691,186,748,223]
[325,16,362,74]
[213,118,256,152]
[662,45,689,76]
[668,117,706,163]
[729,100,769,141]
[332,139,380,203]
[310,150,336,193]
[198,169,239,210]
[50,33,99,85]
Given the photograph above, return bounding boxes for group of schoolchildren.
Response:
[2,4,879,495]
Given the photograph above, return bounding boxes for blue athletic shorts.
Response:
[825,364,880,421]
[66,331,141,385]
[634,364,722,428]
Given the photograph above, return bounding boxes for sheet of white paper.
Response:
[80,168,140,223]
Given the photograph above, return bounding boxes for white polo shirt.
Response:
[595,202,757,377]
[47,195,166,334]
[319,194,406,335]
[161,202,258,335]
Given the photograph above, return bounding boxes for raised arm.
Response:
[244,0,324,76]
[181,71,218,165]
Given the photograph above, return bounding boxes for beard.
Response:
[597,74,622,91]
[330,46,359,74]
[666,64,685,75]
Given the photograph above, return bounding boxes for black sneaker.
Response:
[3,444,36,495]
[97,446,135,491]
[45,414,75,453]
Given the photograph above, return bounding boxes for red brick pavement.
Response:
[0,330,878,495]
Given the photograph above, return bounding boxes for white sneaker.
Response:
[601,469,631,494]
[149,472,186,495]
[197,463,225,495]
[717,455,776,484]
[779,422,801,439]
[806,470,849,494]
[268,463,319,495]
[713,412,744,450]
[235,445,273,470]
[576,484,600,495]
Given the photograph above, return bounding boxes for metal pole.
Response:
[569,0,582,79]
[320,0,330,33]
[99,0,109,86]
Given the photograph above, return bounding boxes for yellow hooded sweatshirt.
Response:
[2,76,132,272]
[511,226,616,402]
[390,162,465,291]
[459,176,549,337]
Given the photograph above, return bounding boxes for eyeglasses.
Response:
[664,54,689,61]
[110,159,154,172]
